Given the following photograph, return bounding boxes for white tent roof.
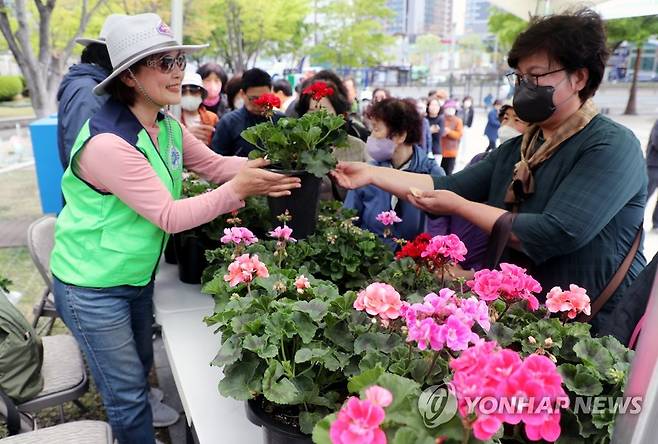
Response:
[488,0,658,20]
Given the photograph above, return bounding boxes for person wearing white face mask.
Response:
[180,72,218,145]
[497,104,529,144]
[344,98,444,248]
[439,100,464,175]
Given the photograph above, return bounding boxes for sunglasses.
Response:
[145,54,187,73]
[182,85,202,94]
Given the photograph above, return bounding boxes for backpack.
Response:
[0,289,44,403]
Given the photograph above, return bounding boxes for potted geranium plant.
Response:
[241,82,349,239]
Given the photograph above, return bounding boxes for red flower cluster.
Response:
[302,81,334,101]
[395,233,431,260]
[252,93,281,110]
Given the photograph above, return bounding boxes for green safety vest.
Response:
[51,100,183,287]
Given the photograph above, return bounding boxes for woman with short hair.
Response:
[332,9,646,337]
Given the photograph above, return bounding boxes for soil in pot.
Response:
[245,397,312,444]
[267,170,322,240]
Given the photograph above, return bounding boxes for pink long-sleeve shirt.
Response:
[75,122,247,234]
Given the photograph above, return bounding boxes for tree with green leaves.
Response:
[310,0,394,69]
[606,15,658,115]
[184,0,310,73]
[411,33,443,67]
[487,9,527,71]
[0,0,108,117]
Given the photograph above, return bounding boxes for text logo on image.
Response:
[418,384,458,428]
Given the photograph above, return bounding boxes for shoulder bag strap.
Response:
[0,389,21,436]
[484,212,517,270]
[577,225,643,323]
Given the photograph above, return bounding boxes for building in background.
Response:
[464,0,490,37]
[424,0,453,37]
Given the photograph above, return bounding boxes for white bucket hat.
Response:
[182,72,205,91]
[76,14,126,46]
[93,13,207,96]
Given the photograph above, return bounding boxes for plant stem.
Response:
[461,425,471,444]
[406,343,413,367]
[424,352,440,383]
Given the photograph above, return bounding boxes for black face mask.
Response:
[513,83,556,123]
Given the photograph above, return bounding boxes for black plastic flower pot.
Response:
[266,170,322,240]
[245,398,312,444]
[163,235,177,264]
[173,230,208,284]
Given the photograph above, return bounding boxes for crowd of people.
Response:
[50,7,655,444]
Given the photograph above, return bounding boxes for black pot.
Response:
[163,235,177,264]
[267,170,322,240]
[173,231,209,284]
[245,399,312,444]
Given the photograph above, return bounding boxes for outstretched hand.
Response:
[230,158,301,199]
[329,161,373,190]
[406,188,464,216]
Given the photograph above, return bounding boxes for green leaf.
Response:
[212,335,242,367]
[294,346,329,363]
[299,411,324,435]
[301,150,336,178]
[392,427,435,444]
[218,357,261,400]
[242,334,278,359]
[488,323,515,347]
[293,299,329,322]
[311,413,336,444]
[573,338,614,376]
[598,335,630,362]
[354,332,401,354]
[262,361,302,404]
[558,363,603,396]
[291,311,318,344]
[348,364,384,393]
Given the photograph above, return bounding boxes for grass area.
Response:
[0,166,41,220]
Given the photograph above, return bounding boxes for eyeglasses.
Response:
[506,68,566,90]
[145,54,187,73]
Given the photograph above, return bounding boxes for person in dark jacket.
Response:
[459,96,474,127]
[484,99,502,151]
[210,68,283,157]
[56,17,121,169]
[344,98,444,249]
[645,119,658,229]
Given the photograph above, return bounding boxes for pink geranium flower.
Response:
[440,315,474,351]
[354,282,403,324]
[467,263,542,311]
[375,210,402,226]
[294,275,310,293]
[546,284,591,319]
[223,254,269,287]
[329,397,386,444]
[220,227,258,245]
[268,225,296,242]
[364,386,393,408]
[449,341,567,442]
[421,234,468,265]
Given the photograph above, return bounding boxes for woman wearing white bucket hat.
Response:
[179,71,219,145]
[50,13,300,444]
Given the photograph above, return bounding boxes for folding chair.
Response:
[0,419,112,443]
[27,216,58,335]
[0,335,89,432]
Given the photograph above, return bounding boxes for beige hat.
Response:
[182,72,205,90]
[93,13,207,96]
[76,14,126,47]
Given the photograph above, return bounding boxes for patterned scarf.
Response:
[504,99,598,209]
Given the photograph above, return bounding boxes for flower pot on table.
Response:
[245,398,312,444]
[173,230,209,284]
[266,170,322,240]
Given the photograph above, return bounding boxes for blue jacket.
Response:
[420,118,432,157]
[344,146,445,249]
[211,107,283,157]
[483,108,500,141]
[57,63,110,169]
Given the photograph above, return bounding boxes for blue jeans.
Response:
[53,276,155,444]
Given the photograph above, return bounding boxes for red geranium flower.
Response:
[302,81,334,101]
[252,93,281,109]
[395,232,431,260]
